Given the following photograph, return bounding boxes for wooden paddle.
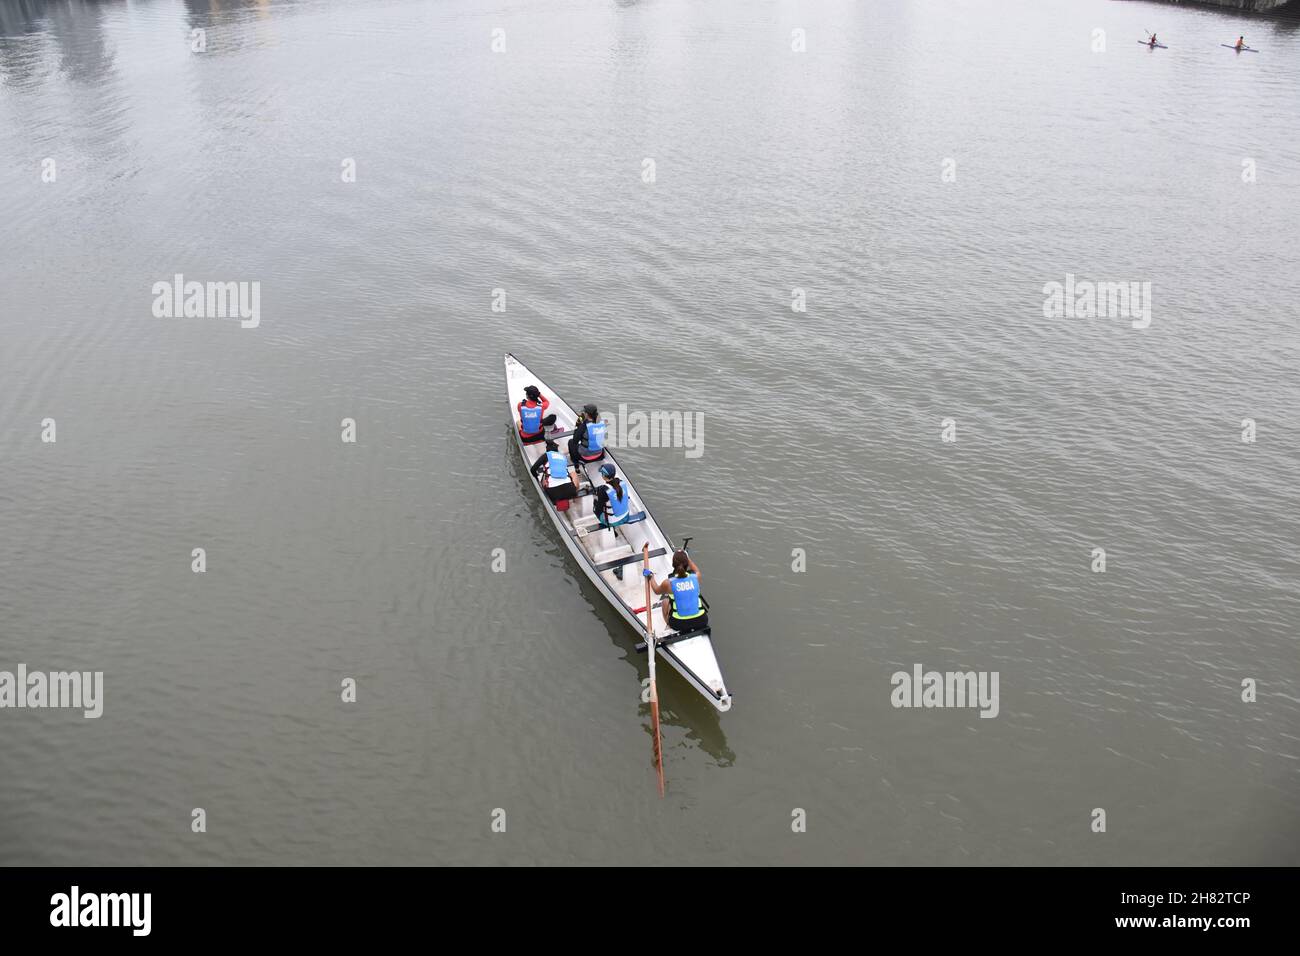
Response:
[643,542,665,796]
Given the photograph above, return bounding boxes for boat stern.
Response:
[659,630,732,713]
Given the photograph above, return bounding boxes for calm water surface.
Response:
[1,0,1298,865]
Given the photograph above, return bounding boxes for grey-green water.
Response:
[1,0,1297,865]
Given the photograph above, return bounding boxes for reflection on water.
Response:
[184,0,278,19]
[1,0,115,88]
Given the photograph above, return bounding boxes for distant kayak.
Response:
[1220,44,1259,53]
[1139,40,1168,49]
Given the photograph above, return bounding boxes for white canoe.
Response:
[505,353,732,713]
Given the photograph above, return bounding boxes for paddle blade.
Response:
[651,692,664,797]
[643,541,663,796]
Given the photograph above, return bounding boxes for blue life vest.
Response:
[519,401,544,435]
[584,421,607,454]
[669,573,704,619]
[603,483,630,523]
[546,451,570,482]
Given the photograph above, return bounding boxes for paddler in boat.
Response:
[646,550,709,634]
[529,439,580,507]
[1235,36,1246,51]
[1148,32,1159,48]
[595,463,632,576]
[517,385,556,445]
[568,403,608,467]
[594,464,631,530]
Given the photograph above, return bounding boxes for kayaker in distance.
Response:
[594,464,631,529]
[646,551,709,634]
[1148,33,1159,48]
[518,384,555,444]
[529,439,580,507]
[1235,36,1246,51]
[569,403,608,466]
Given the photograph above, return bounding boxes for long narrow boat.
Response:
[505,353,732,712]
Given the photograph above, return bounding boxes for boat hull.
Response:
[504,353,731,712]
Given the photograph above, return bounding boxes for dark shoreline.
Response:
[1139,0,1300,18]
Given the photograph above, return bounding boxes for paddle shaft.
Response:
[644,543,665,796]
